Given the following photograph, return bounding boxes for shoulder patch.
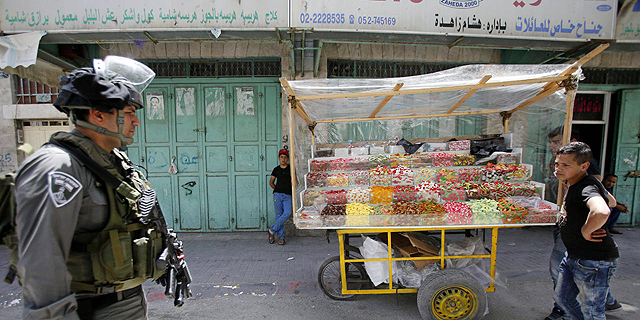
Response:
[47,171,83,208]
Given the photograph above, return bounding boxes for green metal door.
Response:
[614,89,640,226]
[130,79,281,232]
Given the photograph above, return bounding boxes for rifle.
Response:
[138,189,193,307]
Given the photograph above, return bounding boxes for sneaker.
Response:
[544,307,566,320]
[606,300,622,312]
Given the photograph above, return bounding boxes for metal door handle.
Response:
[260,155,264,161]
[229,156,233,161]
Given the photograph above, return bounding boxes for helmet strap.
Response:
[72,110,133,146]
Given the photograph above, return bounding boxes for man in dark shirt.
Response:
[553,142,619,320]
[268,149,293,245]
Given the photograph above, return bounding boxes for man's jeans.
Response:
[550,227,617,310]
[270,192,292,239]
[555,255,617,320]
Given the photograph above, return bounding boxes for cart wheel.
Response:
[417,269,487,320]
[318,256,367,300]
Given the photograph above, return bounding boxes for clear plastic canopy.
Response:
[286,64,573,122]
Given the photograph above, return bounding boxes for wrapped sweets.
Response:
[392,201,422,225]
[497,199,528,224]
[347,187,372,204]
[330,158,351,171]
[348,170,370,186]
[448,140,471,151]
[487,181,517,200]
[414,168,437,183]
[368,154,390,168]
[303,189,325,206]
[310,159,330,172]
[436,168,459,183]
[470,199,503,224]
[505,164,532,181]
[411,153,433,168]
[321,205,346,227]
[512,183,537,197]
[432,152,454,167]
[370,186,393,204]
[526,200,557,223]
[453,154,475,166]
[415,182,440,202]
[346,202,373,215]
[349,157,370,171]
[444,201,473,225]
[369,166,392,186]
[389,154,409,168]
[370,204,394,227]
[306,172,328,187]
[458,168,482,183]
[325,189,347,205]
[321,204,346,215]
[393,185,418,202]
[372,203,394,215]
[392,165,414,185]
[418,201,446,225]
[346,203,372,226]
[440,185,467,202]
[463,183,487,200]
[327,173,349,187]
[497,153,519,165]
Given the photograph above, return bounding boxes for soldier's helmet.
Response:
[53,56,155,145]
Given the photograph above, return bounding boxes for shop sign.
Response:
[0,0,288,32]
[292,0,617,40]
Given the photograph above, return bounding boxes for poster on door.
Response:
[146,92,165,120]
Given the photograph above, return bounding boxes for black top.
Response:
[271,165,292,195]
[587,158,601,176]
[560,175,619,260]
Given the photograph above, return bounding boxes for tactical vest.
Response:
[52,132,166,294]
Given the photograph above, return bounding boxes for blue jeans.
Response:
[270,192,292,239]
[555,255,617,320]
[550,226,567,310]
[604,207,620,230]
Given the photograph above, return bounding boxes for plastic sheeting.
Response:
[285,64,577,211]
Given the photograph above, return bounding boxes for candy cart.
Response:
[279,44,608,320]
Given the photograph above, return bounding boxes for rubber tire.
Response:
[318,256,367,300]
[417,269,487,320]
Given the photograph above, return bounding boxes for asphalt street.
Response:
[1,226,639,319]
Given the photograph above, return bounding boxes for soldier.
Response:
[14,56,168,319]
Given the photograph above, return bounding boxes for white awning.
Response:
[0,31,46,68]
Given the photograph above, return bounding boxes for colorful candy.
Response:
[326,190,347,205]
[330,158,351,171]
[470,199,502,224]
[393,185,418,202]
[392,165,414,185]
[370,186,393,204]
[307,172,328,187]
[348,170,370,186]
[327,173,349,187]
[369,166,392,186]
[444,201,473,225]
[347,187,372,204]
